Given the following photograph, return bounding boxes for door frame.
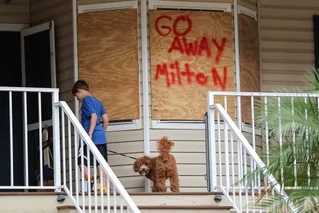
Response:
[0,24,29,190]
[20,21,57,188]
[21,21,57,88]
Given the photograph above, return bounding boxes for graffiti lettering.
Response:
[168,36,227,64]
[155,15,192,37]
[155,61,227,90]
[154,14,229,91]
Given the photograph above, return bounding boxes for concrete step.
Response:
[68,192,230,207]
[58,192,232,213]
[0,191,233,213]
[57,205,232,213]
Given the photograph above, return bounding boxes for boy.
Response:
[72,80,109,193]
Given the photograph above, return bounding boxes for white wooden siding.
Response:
[30,0,74,103]
[259,0,318,91]
[0,0,29,24]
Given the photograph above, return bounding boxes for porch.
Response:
[0,0,318,212]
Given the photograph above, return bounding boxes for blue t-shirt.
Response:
[81,96,107,145]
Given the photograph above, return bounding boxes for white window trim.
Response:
[77,1,142,132]
[78,1,138,14]
[152,120,205,130]
[28,119,52,131]
[238,5,257,20]
[149,0,231,12]
[149,1,232,129]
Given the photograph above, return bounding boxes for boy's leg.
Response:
[78,145,89,192]
[96,144,108,192]
[78,144,89,175]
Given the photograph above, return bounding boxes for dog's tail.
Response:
[157,136,174,162]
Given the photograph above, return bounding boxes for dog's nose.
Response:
[142,168,146,171]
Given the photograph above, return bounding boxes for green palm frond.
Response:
[238,68,319,212]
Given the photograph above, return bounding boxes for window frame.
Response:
[77,1,142,132]
[149,0,232,130]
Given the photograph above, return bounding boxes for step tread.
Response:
[0,192,66,196]
[71,192,224,196]
[0,191,222,196]
[57,205,232,210]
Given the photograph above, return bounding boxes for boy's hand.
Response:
[88,132,93,139]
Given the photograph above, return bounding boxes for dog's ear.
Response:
[133,160,140,172]
[146,158,152,169]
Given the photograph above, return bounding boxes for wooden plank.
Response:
[260,8,316,19]
[77,0,131,5]
[150,129,206,141]
[261,29,313,40]
[150,140,205,153]
[261,52,314,61]
[149,10,235,120]
[260,0,319,7]
[78,9,140,121]
[112,164,207,177]
[262,72,308,82]
[107,130,143,142]
[108,141,144,153]
[261,19,312,29]
[239,14,260,124]
[262,62,314,71]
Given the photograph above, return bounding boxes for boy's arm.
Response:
[101,114,109,131]
[88,113,97,138]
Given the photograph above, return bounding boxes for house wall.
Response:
[29,0,74,105]
[75,0,259,192]
[259,0,318,92]
[148,0,258,192]
[0,0,29,24]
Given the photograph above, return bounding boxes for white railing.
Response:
[0,86,61,191]
[56,101,141,213]
[207,103,296,213]
[0,86,140,213]
[207,91,319,212]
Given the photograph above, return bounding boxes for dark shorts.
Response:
[77,143,108,166]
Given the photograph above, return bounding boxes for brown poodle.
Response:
[133,137,180,192]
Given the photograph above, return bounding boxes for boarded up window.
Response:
[239,14,260,123]
[78,10,139,121]
[150,10,235,120]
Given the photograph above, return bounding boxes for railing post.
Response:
[207,92,217,191]
[52,90,61,192]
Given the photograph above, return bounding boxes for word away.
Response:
[169,37,227,64]
[155,61,227,90]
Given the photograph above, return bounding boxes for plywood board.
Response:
[78,9,139,121]
[239,14,260,124]
[149,10,235,120]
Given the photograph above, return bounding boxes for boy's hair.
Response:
[72,80,89,95]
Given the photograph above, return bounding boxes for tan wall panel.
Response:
[0,0,29,24]
[239,14,260,124]
[260,1,319,92]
